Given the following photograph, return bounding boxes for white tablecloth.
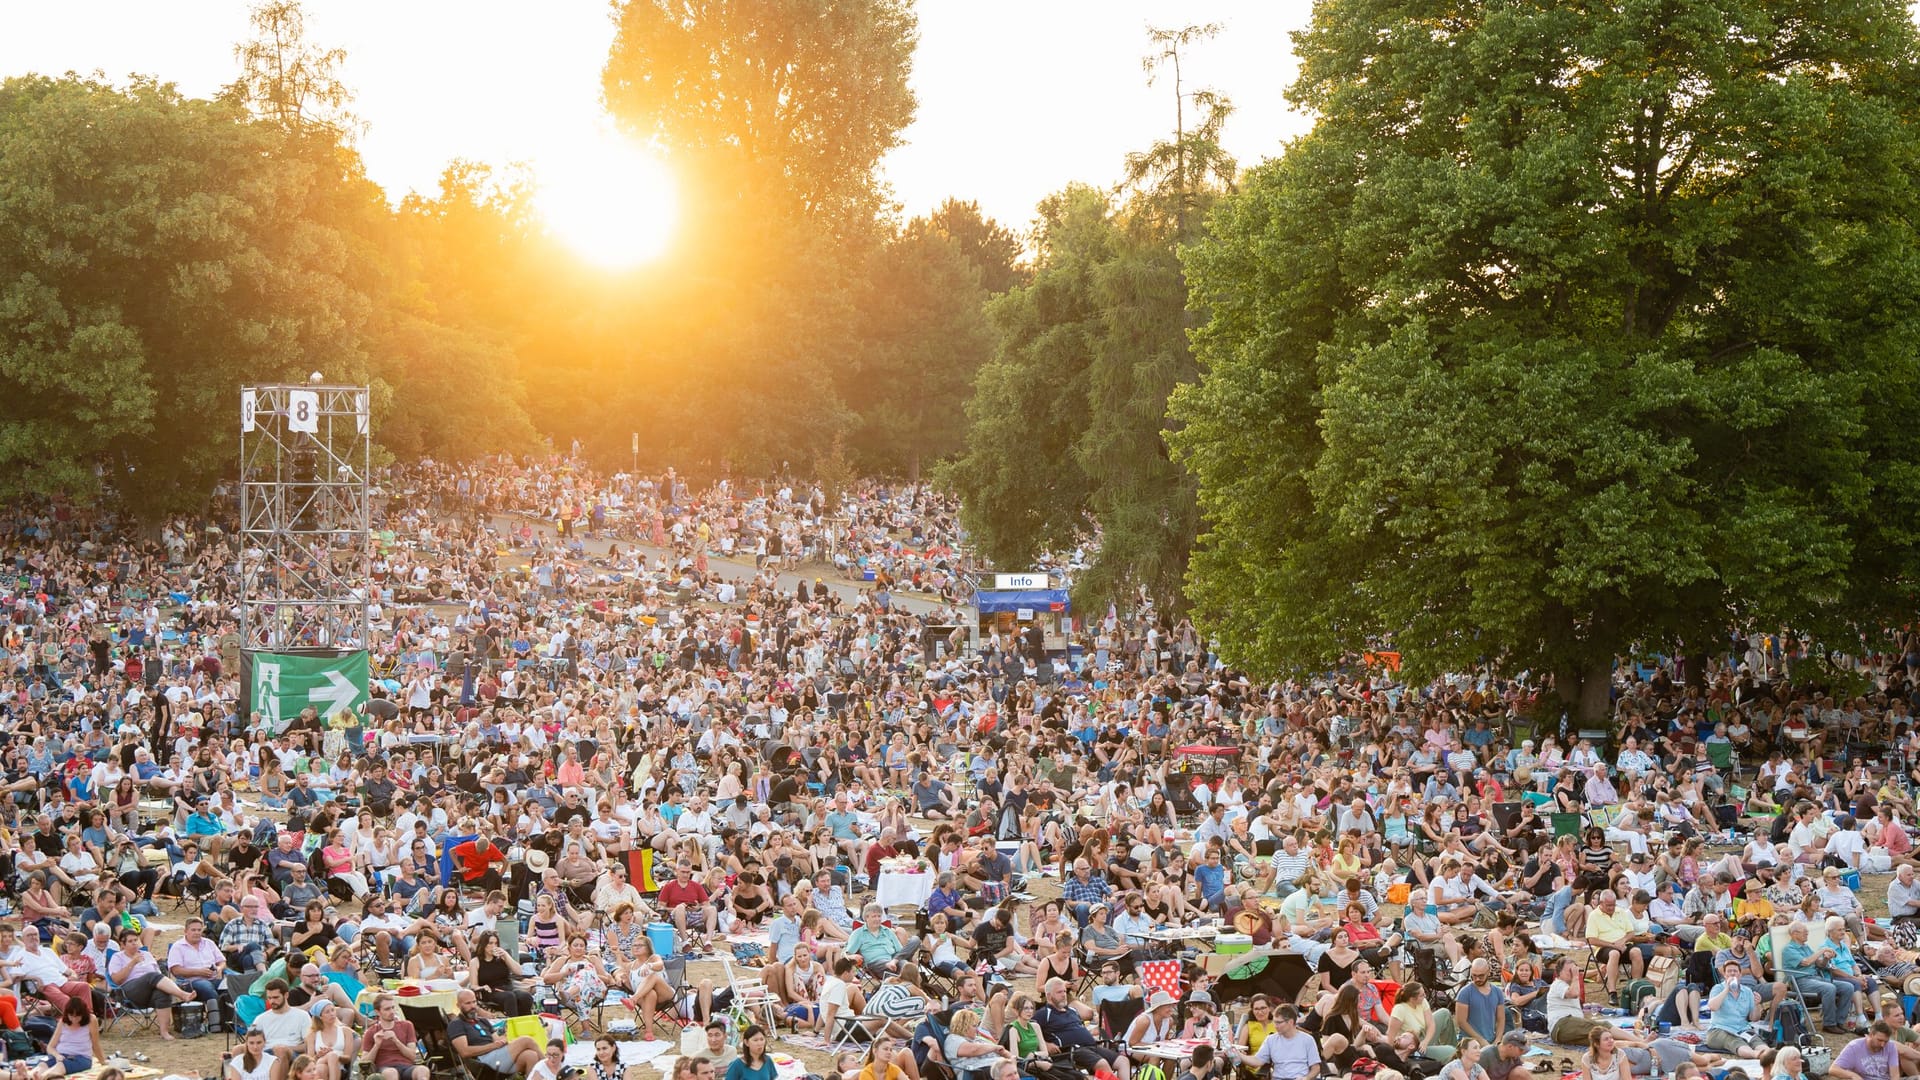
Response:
[875,870,934,910]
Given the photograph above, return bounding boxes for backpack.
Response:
[1617,979,1656,1014]
[1775,994,1813,1046]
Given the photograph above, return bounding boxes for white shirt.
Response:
[1890,878,1920,918]
[8,945,69,986]
[255,1004,312,1050]
[1827,830,1868,870]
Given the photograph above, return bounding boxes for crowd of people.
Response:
[0,454,1914,1080]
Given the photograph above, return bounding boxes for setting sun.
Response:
[535,133,677,269]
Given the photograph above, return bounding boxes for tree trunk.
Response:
[1554,653,1615,733]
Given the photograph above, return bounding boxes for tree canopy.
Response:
[0,0,1027,510]
[1172,0,1920,719]
[944,27,1232,613]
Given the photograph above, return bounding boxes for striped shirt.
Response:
[1270,851,1312,886]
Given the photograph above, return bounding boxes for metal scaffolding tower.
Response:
[238,382,373,651]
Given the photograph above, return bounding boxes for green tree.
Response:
[941,186,1111,569]
[842,223,993,477]
[912,199,1028,296]
[602,0,917,232]
[1172,0,1920,722]
[1132,23,1231,236]
[0,74,377,512]
[1074,78,1236,612]
[945,24,1235,608]
[230,0,358,140]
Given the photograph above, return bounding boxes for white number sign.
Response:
[241,390,257,433]
[355,391,369,435]
[287,390,319,433]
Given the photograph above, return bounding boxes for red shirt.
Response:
[369,1019,418,1068]
[451,840,505,882]
[864,843,897,882]
[658,879,710,908]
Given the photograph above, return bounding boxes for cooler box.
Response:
[1215,933,1253,955]
[647,922,678,960]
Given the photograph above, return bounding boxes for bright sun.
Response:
[535,134,678,269]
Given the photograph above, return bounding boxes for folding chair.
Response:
[1096,996,1144,1043]
[102,963,159,1036]
[402,1001,471,1080]
[1769,921,1834,1022]
[827,1002,875,1055]
[719,954,781,1031]
[1136,958,1183,1000]
[1704,740,1737,777]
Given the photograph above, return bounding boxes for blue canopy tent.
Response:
[971,588,1074,658]
[973,588,1069,614]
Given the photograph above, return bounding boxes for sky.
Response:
[0,0,1320,235]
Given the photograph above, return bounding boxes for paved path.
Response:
[484,512,950,618]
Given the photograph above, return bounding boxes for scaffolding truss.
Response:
[238,383,372,651]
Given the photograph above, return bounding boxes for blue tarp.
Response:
[973,589,1070,614]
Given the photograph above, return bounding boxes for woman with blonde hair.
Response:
[943,1010,1012,1075]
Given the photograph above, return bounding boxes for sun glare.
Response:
[535,135,677,269]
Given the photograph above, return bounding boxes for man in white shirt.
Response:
[1431,859,1496,925]
[6,926,95,1015]
[1789,805,1832,852]
[1194,805,1233,846]
[1826,816,1869,870]
[255,979,314,1080]
[1888,865,1920,918]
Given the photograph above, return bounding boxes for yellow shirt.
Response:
[1695,932,1733,954]
[1735,897,1775,923]
[1587,907,1637,946]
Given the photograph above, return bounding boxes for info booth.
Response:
[971,572,1073,656]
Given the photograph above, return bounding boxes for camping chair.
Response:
[1768,921,1833,1021]
[826,996,877,1056]
[1096,996,1145,1044]
[401,1001,471,1080]
[1550,813,1584,839]
[719,954,782,1032]
[221,971,258,1051]
[912,1013,958,1080]
[1705,741,1738,779]
[102,961,159,1036]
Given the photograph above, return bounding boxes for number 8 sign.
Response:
[287,389,319,433]
[241,390,257,433]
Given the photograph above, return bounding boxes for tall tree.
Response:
[1173,0,1920,722]
[941,186,1111,569]
[602,0,917,234]
[842,223,993,477]
[1134,23,1228,236]
[0,75,376,511]
[912,199,1027,296]
[600,0,920,472]
[230,0,358,139]
[946,26,1234,608]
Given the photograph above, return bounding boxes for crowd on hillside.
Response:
[0,456,1914,1080]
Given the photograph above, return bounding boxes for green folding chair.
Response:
[1705,740,1737,778]
[1551,812,1584,839]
